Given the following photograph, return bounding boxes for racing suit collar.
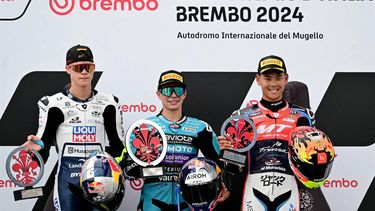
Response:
[259,99,290,119]
[64,88,97,103]
[157,111,187,124]
[259,98,287,112]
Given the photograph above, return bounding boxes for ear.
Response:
[255,74,261,86]
[285,73,289,82]
[182,90,187,99]
[156,91,162,99]
[65,66,71,75]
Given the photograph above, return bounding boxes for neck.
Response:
[161,109,183,122]
[260,98,286,112]
[69,85,92,101]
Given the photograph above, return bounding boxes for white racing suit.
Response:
[36,89,125,211]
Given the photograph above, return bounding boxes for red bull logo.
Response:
[72,126,96,142]
[88,181,104,193]
[108,159,121,173]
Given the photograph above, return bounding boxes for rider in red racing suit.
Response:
[218,55,315,211]
[233,99,314,211]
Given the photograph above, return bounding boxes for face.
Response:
[66,61,95,88]
[256,71,288,102]
[156,86,186,112]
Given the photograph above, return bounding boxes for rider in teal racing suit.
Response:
[125,70,223,211]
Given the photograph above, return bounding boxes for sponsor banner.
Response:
[121,103,158,113]
[321,145,375,211]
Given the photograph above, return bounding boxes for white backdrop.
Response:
[1,0,374,210]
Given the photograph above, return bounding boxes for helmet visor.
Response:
[180,179,220,208]
[292,154,333,182]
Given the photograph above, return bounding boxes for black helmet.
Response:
[179,157,222,210]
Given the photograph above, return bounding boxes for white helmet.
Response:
[80,151,125,209]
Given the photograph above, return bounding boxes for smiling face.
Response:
[256,70,288,102]
[66,61,95,89]
[156,87,186,112]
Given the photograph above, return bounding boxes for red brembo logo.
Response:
[49,0,159,16]
[49,0,75,15]
[121,103,157,113]
[323,178,359,188]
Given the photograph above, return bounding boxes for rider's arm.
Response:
[296,108,316,127]
[36,96,64,163]
[103,95,127,164]
[193,121,220,163]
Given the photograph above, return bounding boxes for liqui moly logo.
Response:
[72,126,96,142]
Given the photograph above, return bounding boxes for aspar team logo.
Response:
[49,0,159,16]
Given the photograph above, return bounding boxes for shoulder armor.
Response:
[235,103,259,116]
[40,96,49,106]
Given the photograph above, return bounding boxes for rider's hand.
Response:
[215,182,230,204]
[22,135,42,152]
[218,133,233,150]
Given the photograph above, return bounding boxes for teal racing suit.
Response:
[126,114,221,211]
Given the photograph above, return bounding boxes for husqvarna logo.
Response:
[49,0,159,16]
[72,126,96,142]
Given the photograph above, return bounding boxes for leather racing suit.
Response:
[232,100,314,211]
[36,89,126,211]
[126,114,221,211]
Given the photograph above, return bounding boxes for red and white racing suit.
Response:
[233,100,314,211]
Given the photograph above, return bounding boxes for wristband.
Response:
[33,140,45,150]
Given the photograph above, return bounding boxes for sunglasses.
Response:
[69,64,95,73]
[160,87,185,97]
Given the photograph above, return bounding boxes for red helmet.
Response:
[288,126,334,188]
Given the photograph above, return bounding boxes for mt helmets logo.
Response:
[49,0,159,16]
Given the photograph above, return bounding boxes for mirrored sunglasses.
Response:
[160,87,185,97]
[69,64,95,73]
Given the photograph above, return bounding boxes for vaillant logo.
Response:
[49,0,159,16]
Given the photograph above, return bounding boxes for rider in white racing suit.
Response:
[36,88,126,210]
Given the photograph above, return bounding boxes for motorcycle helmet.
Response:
[289,126,334,188]
[179,157,222,210]
[80,151,125,209]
